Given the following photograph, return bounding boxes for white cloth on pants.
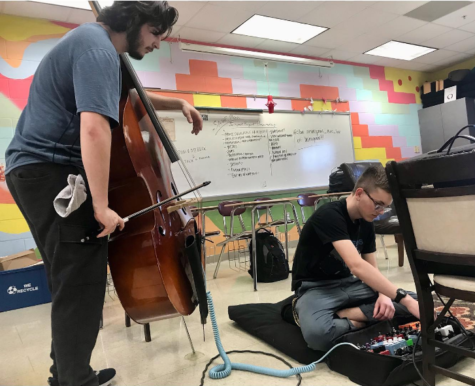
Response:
[53,174,87,217]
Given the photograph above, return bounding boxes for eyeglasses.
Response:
[363,189,392,213]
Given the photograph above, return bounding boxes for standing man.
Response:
[292,166,420,351]
[5,2,203,386]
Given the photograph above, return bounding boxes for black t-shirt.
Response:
[291,198,376,291]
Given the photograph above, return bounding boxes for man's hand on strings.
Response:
[182,102,203,135]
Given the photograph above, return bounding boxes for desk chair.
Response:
[387,144,475,386]
[296,193,317,224]
[190,206,221,268]
[373,203,405,267]
[254,197,295,244]
[213,201,252,279]
[190,206,221,238]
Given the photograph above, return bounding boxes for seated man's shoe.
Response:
[48,368,116,386]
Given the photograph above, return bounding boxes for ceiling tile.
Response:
[397,61,437,71]
[369,1,428,15]
[259,1,323,22]
[177,27,226,44]
[372,57,431,71]
[254,40,300,53]
[298,1,374,28]
[289,45,331,58]
[459,20,475,33]
[432,2,475,28]
[447,35,475,52]
[371,58,399,67]
[423,29,474,48]
[66,9,95,24]
[365,16,427,40]
[168,2,208,27]
[168,25,182,39]
[398,23,452,44]
[216,34,265,49]
[405,1,471,22]
[427,63,453,72]
[337,33,393,54]
[3,1,72,21]
[324,49,358,61]
[417,63,443,72]
[346,54,382,65]
[393,61,432,71]
[305,28,358,49]
[185,4,255,33]
[211,1,268,13]
[413,49,461,64]
[433,52,472,66]
[333,8,399,37]
[29,1,91,10]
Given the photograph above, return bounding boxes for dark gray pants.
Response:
[295,276,417,351]
[6,163,107,386]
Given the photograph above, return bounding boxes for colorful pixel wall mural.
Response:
[0,14,427,257]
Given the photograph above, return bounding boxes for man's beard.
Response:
[127,25,144,60]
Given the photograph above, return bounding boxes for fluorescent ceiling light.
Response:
[29,0,113,10]
[180,42,333,68]
[232,15,327,44]
[365,40,436,61]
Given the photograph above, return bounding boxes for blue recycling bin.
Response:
[0,264,52,312]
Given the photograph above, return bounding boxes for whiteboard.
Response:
[160,110,355,198]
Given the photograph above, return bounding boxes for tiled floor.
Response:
[1,242,474,386]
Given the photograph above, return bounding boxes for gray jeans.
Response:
[295,276,417,351]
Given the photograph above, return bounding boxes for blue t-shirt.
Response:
[5,23,121,174]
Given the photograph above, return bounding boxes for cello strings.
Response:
[177,158,203,210]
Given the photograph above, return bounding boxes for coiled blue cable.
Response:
[206,291,359,380]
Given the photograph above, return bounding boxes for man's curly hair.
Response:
[97,1,178,39]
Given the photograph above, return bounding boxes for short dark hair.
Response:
[97,1,178,38]
[353,165,390,194]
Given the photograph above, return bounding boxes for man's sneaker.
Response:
[96,368,116,386]
[47,368,116,386]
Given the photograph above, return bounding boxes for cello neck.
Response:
[120,57,180,162]
[88,1,179,163]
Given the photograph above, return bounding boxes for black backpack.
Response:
[248,229,289,283]
[327,166,352,193]
[327,162,382,193]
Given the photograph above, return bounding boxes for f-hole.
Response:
[156,190,165,222]
[171,182,187,215]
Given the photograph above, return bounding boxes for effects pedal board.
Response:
[356,319,455,357]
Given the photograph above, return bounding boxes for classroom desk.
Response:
[308,192,352,199]
[190,205,219,271]
[308,192,352,210]
[220,198,301,291]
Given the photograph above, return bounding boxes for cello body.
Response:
[85,0,207,328]
[107,90,200,324]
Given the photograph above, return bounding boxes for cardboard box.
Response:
[0,249,40,272]
[423,82,431,95]
[436,79,445,92]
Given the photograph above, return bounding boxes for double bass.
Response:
[89,1,208,327]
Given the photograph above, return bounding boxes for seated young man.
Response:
[292,165,420,351]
